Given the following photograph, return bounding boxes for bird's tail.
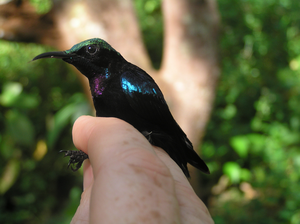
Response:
[143,131,209,177]
[184,138,210,175]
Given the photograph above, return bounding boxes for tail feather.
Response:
[142,131,209,177]
[184,138,210,174]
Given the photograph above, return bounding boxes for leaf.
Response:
[221,104,237,120]
[240,168,251,182]
[247,133,266,153]
[230,135,249,158]
[223,162,241,184]
[0,82,22,107]
[32,140,48,161]
[5,110,35,147]
[47,93,91,149]
[0,159,20,194]
[0,82,39,109]
[15,93,39,109]
[47,103,77,149]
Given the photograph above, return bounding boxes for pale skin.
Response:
[71,116,214,224]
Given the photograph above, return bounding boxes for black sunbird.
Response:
[32,38,209,177]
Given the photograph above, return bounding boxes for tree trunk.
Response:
[160,0,219,195]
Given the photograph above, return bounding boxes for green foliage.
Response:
[202,0,300,223]
[29,0,52,14]
[134,0,163,69]
[0,40,92,224]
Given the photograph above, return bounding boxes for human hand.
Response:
[71,116,214,224]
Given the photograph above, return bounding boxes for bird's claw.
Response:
[59,150,89,171]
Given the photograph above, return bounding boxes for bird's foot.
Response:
[142,131,153,142]
[60,150,89,171]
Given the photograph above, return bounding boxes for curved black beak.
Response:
[32,51,76,61]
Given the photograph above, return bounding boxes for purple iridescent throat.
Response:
[90,68,110,97]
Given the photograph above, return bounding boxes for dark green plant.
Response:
[0,40,91,224]
[202,0,300,223]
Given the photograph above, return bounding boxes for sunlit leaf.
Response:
[33,140,47,161]
[230,135,249,158]
[0,82,22,106]
[223,162,241,184]
[291,210,300,224]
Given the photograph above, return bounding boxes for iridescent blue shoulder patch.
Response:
[120,71,162,97]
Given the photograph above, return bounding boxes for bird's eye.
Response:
[86,45,98,55]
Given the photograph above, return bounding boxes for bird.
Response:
[32,38,209,177]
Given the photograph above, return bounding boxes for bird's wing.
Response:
[120,69,210,175]
[120,70,172,125]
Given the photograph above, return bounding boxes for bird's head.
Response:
[32,38,123,78]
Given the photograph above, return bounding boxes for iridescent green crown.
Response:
[65,38,118,54]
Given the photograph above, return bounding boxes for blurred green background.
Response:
[1,0,300,223]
